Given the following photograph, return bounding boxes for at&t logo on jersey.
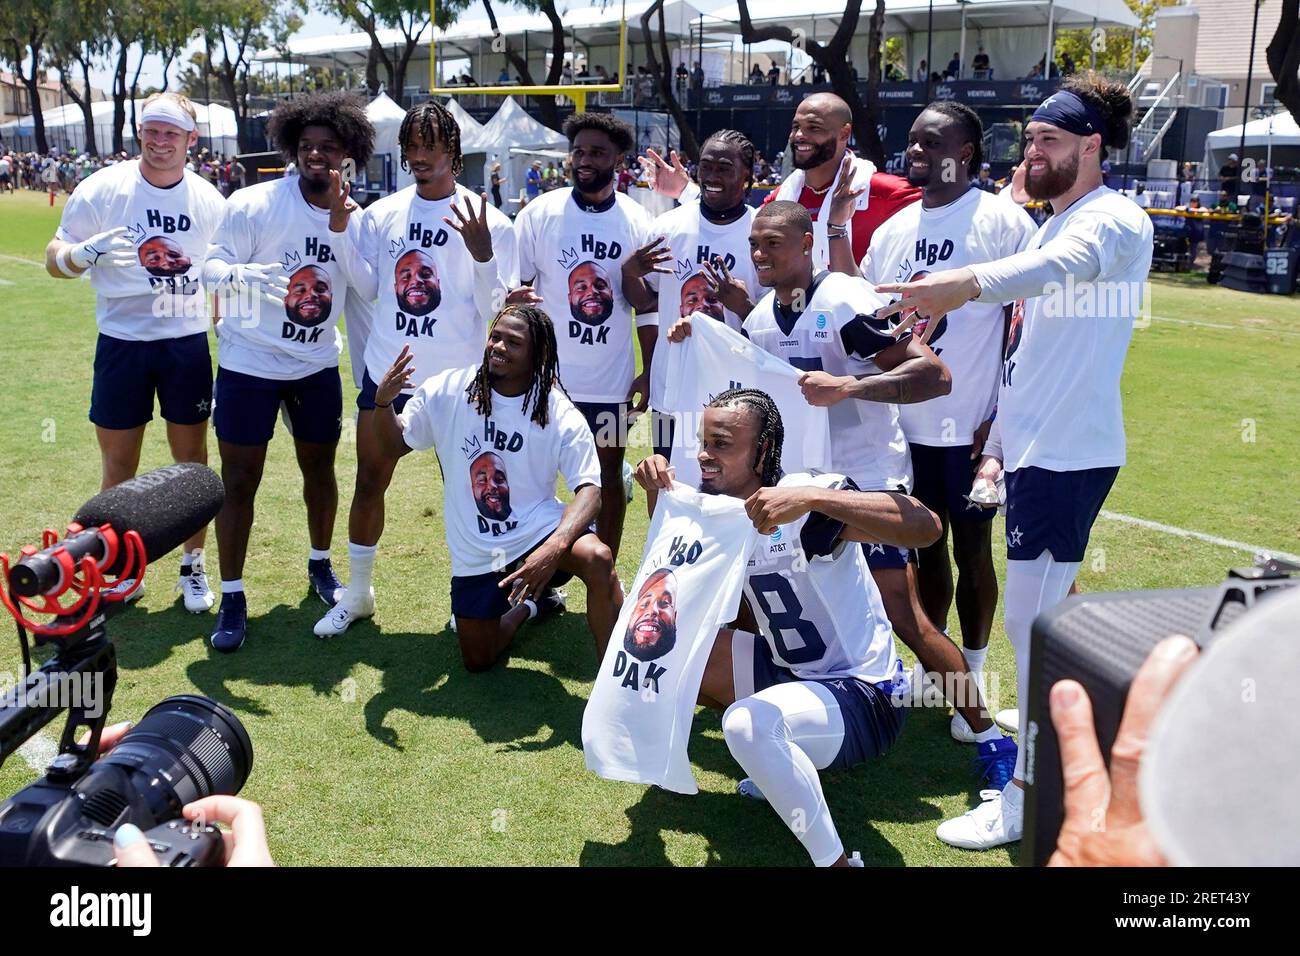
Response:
[814,312,829,339]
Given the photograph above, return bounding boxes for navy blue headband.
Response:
[1031,90,1106,140]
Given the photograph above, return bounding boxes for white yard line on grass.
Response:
[17,732,57,776]
[1150,314,1300,338]
[1099,509,1300,563]
[0,253,43,267]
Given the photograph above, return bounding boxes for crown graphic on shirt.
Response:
[461,434,483,461]
[556,246,579,271]
[281,250,302,272]
[124,222,147,246]
[673,257,693,280]
[389,237,407,260]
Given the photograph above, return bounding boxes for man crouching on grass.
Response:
[359,305,624,671]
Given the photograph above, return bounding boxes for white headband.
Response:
[140,100,196,133]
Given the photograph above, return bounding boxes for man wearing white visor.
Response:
[44,92,227,614]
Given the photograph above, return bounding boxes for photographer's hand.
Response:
[1048,634,1199,867]
[114,796,275,867]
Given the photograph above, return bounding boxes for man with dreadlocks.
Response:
[621,129,762,467]
[202,91,375,652]
[635,388,940,866]
[368,306,623,672]
[314,100,519,638]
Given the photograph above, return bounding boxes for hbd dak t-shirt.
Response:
[744,271,911,491]
[56,160,225,341]
[644,201,758,409]
[745,472,898,684]
[357,184,518,387]
[658,315,832,488]
[582,482,759,794]
[399,366,601,576]
[206,176,364,379]
[862,187,1036,446]
[514,188,653,403]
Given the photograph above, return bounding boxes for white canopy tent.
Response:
[0,99,239,156]
[444,97,488,150]
[459,96,567,207]
[1203,111,1300,207]
[365,92,411,191]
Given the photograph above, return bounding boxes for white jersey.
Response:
[744,472,896,684]
[399,366,601,576]
[969,186,1154,472]
[514,188,653,403]
[744,271,911,491]
[205,177,363,379]
[55,160,225,341]
[583,482,758,794]
[644,201,759,408]
[357,184,518,387]
[659,315,832,488]
[862,187,1036,446]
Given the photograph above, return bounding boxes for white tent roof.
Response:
[0,99,237,138]
[471,96,566,154]
[708,0,1139,29]
[443,97,489,151]
[366,91,407,124]
[1206,111,1300,150]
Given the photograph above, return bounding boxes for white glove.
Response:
[228,262,290,307]
[67,226,137,271]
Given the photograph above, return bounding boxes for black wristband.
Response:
[375,400,392,409]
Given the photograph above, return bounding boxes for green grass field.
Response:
[0,188,1296,866]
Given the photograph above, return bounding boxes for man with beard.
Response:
[470,451,511,521]
[874,73,1153,850]
[634,388,941,865]
[45,92,226,614]
[624,129,761,464]
[765,93,920,272]
[394,249,440,315]
[567,260,614,325]
[366,306,624,672]
[313,100,517,638]
[202,91,375,652]
[514,112,654,563]
[623,568,677,661]
[860,102,1035,749]
[137,235,192,277]
[284,265,333,326]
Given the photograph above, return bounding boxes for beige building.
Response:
[0,71,66,125]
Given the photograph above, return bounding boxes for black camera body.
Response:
[1022,560,1299,866]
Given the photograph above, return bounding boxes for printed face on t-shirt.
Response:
[469,451,511,521]
[138,235,191,277]
[284,265,333,326]
[901,271,947,345]
[679,272,724,320]
[395,249,441,316]
[624,568,678,662]
[568,260,614,326]
[1006,299,1025,362]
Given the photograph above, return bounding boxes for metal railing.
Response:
[1130,71,1181,165]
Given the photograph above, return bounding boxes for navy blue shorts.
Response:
[356,368,413,414]
[450,536,575,620]
[90,332,212,430]
[1004,465,1119,562]
[213,365,342,446]
[750,638,908,771]
[650,408,676,462]
[575,401,629,450]
[909,441,996,524]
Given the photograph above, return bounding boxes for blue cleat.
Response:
[211,592,248,653]
[308,558,344,607]
[973,735,1018,792]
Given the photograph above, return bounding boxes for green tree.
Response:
[1054,0,1181,78]
[47,0,110,156]
[0,0,53,153]
[321,0,472,100]
[479,0,567,130]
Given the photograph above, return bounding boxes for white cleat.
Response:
[995,708,1020,735]
[936,787,1023,850]
[104,579,144,603]
[176,552,215,613]
[313,587,375,638]
[950,712,977,743]
[846,851,864,868]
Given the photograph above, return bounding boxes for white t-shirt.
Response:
[744,472,897,684]
[862,187,1036,446]
[969,186,1155,472]
[659,315,832,488]
[744,271,912,491]
[205,177,363,380]
[399,366,601,576]
[357,184,518,387]
[55,160,225,341]
[514,188,653,403]
[644,201,759,408]
[582,482,759,794]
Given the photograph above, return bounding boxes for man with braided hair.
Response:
[315,100,519,637]
[367,305,623,672]
[634,388,941,866]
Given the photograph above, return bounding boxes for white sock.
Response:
[962,645,988,683]
[348,542,377,594]
[308,548,331,562]
[180,548,203,573]
[220,579,244,594]
[1002,779,1025,808]
[523,599,538,620]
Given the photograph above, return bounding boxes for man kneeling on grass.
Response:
[354,305,624,670]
